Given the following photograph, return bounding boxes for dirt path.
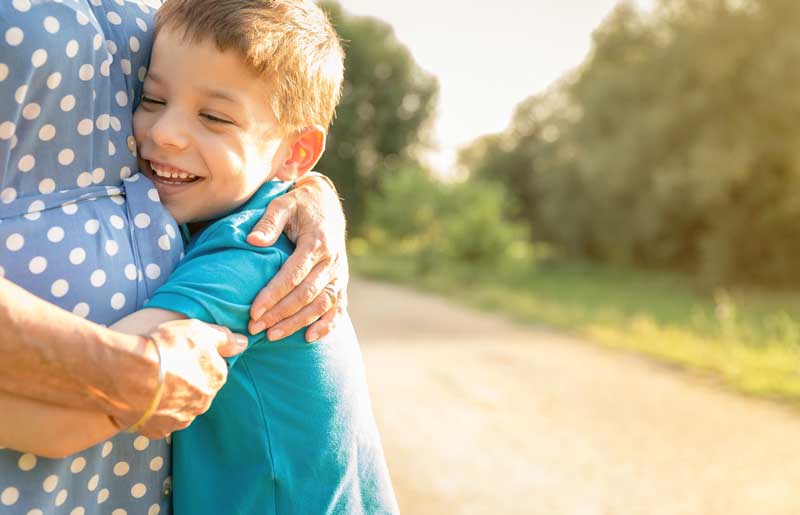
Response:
[349,278,800,515]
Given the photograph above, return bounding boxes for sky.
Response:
[339,0,656,176]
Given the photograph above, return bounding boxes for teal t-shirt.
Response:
[146,181,398,514]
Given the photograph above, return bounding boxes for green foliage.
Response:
[316,2,439,230]
[362,164,530,272]
[459,0,800,288]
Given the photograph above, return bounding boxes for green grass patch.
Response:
[351,249,800,404]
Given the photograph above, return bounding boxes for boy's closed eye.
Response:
[141,95,166,107]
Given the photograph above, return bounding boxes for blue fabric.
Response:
[146,181,399,515]
[0,1,179,514]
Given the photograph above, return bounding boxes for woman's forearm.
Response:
[0,278,157,420]
[0,391,117,459]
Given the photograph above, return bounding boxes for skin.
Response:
[0,27,334,457]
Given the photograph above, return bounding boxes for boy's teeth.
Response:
[151,163,198,180]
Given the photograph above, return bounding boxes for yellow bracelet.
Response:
[126,336,166,433]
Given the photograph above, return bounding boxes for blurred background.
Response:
[318,0,800,513]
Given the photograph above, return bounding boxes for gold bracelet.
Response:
[126,336,166,433]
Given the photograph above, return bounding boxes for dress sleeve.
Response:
[145,224,288,337]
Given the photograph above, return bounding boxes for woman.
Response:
[0,1,348,513]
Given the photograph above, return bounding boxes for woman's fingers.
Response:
[304,286,347,341]
[246,195,296,247]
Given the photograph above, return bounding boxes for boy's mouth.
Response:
[150,161,203,185]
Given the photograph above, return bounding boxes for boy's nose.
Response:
[150,111,190,150]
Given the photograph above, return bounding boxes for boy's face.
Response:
[134,28,289,224]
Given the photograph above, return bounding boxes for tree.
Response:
[317,2,439,230]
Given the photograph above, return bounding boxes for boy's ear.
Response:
[274,125,326,181]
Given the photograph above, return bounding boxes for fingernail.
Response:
[306,331,318,342]
[251,307,266,321]
[249,321,267,335]
[234,335,249,347]
[268,329,284,341]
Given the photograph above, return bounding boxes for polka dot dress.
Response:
[0,1,182,513]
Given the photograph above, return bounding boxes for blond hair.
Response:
[156,0,344,133]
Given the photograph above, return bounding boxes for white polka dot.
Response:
[1,188,16,204]
[100,58,111,77]
[131,483,147,498]
[129,36,140,52]
[58,148,75,165]
[18,155,35,172]
[147,188,160,202]
[108,140,116,156]
[90,269,107,287]
[0,63,7,82]
[69,247,86,265]
[135,213,151,228]
[39,124,56,141]
[165,225,177,240]
[92,167,105,184]
[114,90,129,107]
[145,264,161,280]
[79,64,94,81]
[70,456,87,473]
[112,510,127,515]
[124,264,137,280]
[12,0,30,12]
[31,49,47,68]
[62,202,78,215]
[113,461,129,476]
[111,293,126,310]
[26,199,44,214]
[105,240,119,256]
[97,488,109,504]
[0,266,5,278]
[29,510,44,515]
[42,474,59,493]
[102,440,114,457]
[120,166,132,179]
[71,507,86,515]
[111,195,124,206]
[87,474,99,491]
[76,171,92,188]
[109,215,125,229]
[93,33,103,50]
[73,302,90,318]
[84,219,100,235]
[6,233,23,251]
[39,178,56,194]
[17,453,36,471]
[51,279,69,298]
[149,456,164,471]
[106,39,118,55]
[133,436,150,450]
[28,257,47,274]
[76,10,89,25]
[22,102,41,119]
[107,11,122,25]
[1,487,18,506]
[0,121,15,139]
[158,234,171,251]
[44,16,60,33]
[61,94,76,111]
[55,488,68,506]
[148,504,161,515]
[47,226,65,243]
[96,114,110,130]
[14,85,28,103]
[5,27,24,46]
[77,119,93,135]
[66,39,79,57]
[138,66,147,81]
[120,59,132,75]
[110,116,122,132]
[46,72,62,89]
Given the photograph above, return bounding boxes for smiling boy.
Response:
[107,1,398,513]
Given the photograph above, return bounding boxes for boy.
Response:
[111,0,398,513]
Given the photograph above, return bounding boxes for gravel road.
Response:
[349,277,800,515]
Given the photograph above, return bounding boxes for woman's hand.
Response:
[246,173,348,342]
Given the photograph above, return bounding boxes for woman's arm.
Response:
[247,172,349,342]
[0,307,189,458]
[0,278,245,438]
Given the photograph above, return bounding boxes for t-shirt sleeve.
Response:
[145,224,289,337]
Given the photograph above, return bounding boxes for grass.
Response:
[351,248,800,404]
